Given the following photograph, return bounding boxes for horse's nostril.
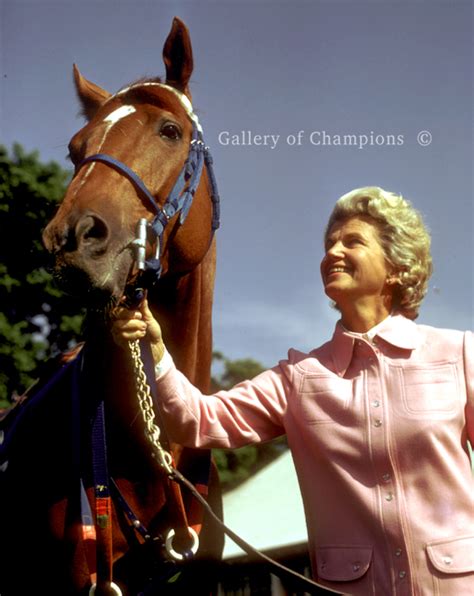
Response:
[75,214,109,248]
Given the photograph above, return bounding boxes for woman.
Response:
[113,187,474,595]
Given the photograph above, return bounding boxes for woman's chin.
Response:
[324,283,347,302]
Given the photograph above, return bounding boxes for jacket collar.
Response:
[330,314,419,377]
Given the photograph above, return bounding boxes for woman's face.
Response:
[320,216,394,312]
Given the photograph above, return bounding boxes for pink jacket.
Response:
[155,314,474,595]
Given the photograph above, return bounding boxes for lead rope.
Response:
[128,338,343,595]
[128,339,174,475]
[128,339,200,560]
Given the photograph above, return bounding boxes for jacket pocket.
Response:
[426,535,474,574]
[298,375,352,424]
[316,545,372,581]
[398,364,459,417]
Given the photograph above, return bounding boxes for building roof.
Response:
[222,450,308,559]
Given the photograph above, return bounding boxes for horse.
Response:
[0,17,224,596]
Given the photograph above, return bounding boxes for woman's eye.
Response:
[347,237,363,246]
[160,123,181,140]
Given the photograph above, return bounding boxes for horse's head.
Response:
[43,18,218,307]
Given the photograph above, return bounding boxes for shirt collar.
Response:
[330,314,419,377]
[342,316,389,344]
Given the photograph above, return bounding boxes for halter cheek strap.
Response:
[76,86,220,285]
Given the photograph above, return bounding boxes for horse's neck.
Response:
[151,239,216,392]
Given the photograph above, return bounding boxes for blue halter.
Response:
[77,118,220,286]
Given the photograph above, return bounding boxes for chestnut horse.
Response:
[0,18,224,596]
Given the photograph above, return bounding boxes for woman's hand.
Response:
[111,298,166,363]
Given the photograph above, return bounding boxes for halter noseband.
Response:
[76,84,220,287]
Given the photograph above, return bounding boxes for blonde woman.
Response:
[113,187,474,595]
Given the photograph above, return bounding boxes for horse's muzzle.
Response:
[42,211,134,303]
[43,212,111,256]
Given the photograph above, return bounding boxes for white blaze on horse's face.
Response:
[104,105,137,124]
[76,105,138,187]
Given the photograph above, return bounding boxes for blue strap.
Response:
[162,164,189,218]
[71,353,91,531]
[150,211,169,238]
[79,154,161,215]
[162,124,202,225]
[204,148,221,231]
[110,478,154,541]
[91,400,110,497]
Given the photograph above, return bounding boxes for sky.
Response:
[1,0,473,367]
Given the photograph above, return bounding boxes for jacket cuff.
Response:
[154,348,174,379]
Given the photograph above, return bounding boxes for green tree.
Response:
[211,352,287,491]
[0,144,84,408]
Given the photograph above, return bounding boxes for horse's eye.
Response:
[160,122,181,141]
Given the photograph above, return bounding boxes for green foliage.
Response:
[0,144,84,408]
[211,351,267,389]
[212,446,258,487]
[211,352,287,491]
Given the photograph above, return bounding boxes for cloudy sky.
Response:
[1,0,472,366]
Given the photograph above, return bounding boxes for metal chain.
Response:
[128,339,174,476]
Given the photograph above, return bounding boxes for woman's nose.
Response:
[325,240,345,258]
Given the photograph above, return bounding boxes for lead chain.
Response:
[128,339,174,476]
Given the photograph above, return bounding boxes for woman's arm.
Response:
[463,330,474,445]
[112,300,289,448]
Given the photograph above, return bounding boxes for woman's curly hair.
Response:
[325,186,433,319]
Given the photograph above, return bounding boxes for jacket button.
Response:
[382,473,391,482]
[374,419,382,427]
[395,548,402,557]
[352,564,360,572]
[385,492,394,501]
[399,571,406,579]
[442,556,453,565]
[372,400,381,408]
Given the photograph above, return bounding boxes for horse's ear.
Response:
[73,64,112,120]
[163,17,194,95]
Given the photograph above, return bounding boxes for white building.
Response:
[217,450,316,595]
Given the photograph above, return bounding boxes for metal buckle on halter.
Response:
[89,581,122,596]
[164,527,199,561]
